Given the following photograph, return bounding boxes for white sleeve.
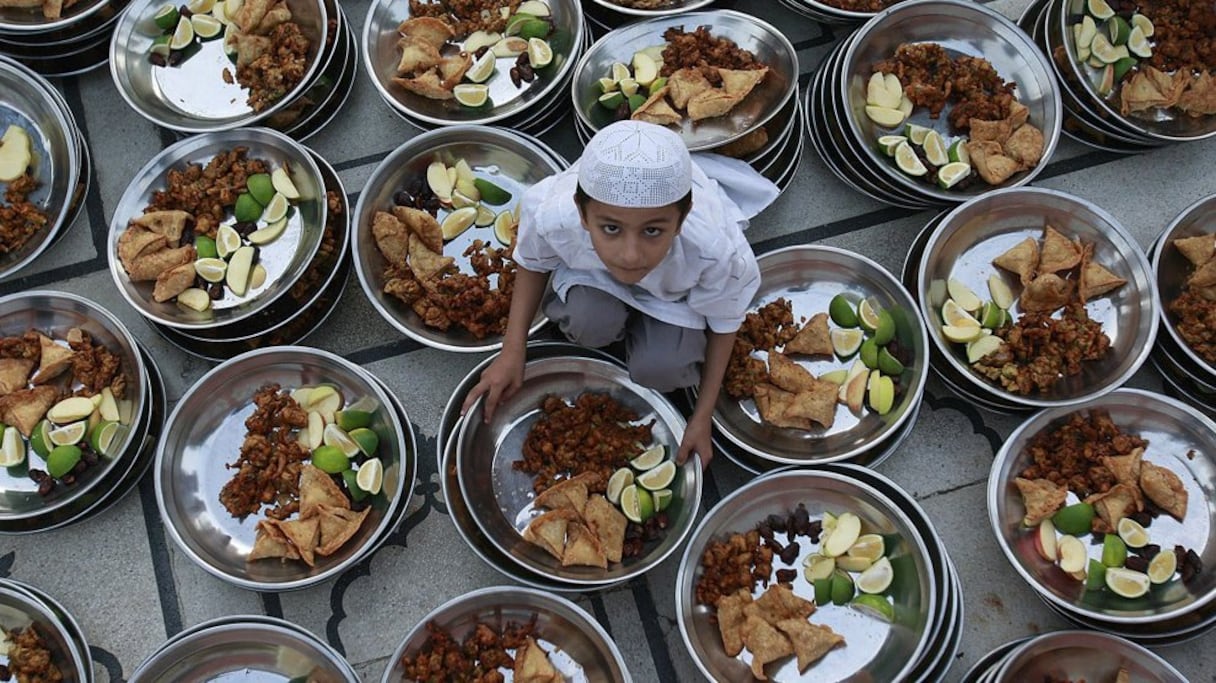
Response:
[687,239,761,334]
[512,178,562,273]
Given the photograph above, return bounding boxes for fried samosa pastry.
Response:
[0,358,33,395]
[31,334,73,384]
[276,515,321,567]
[1020,273,1074,313]
[719,66,767,99]
[993,237,1040,284]
[407,233,455,281]
[300,464,349,517]
[126,244,195,282]
[534,477,589,516]
[783,313,832,356]
[744,584,815,624]
[1014,477,1067,526]
[785,379,839,429]
[394,70,454,100]
[0,385,56,437]
[1038,225,1082,273]
[1140,461,1187,520]
[372,212,410,266]
[392,205,444,254]
[1173,235,1215,267]
[1086,483,1141,533]
[117,227,169,274]
[1102,447,1144,491]
[716,588,752,657]
[397,16,453,50]
[967,140,1020,185]
[132,210,191,244]
[152,261,198,303]
[561,522,607,568]
[741,615,793,681]
[1078,258,1126,302]
[316,505,370,556]
[249,520,301,562]
[667,68,713,110]
[1004,124,1045,168]
[514,636,559,683]
[523,508,577,561]
[631,87,682,126]
[767,352,815,394]
[753,382,812,430]
[583,494,627,563]
[686,87,739,121]
[1178,71,1216,117]
[775,619,845,673]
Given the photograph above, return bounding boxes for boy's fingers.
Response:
[460,380,487,416]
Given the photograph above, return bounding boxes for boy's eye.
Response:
[600,224,620,235]
[643,227,664,237]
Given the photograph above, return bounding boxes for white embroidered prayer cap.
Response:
[578,120,692,208]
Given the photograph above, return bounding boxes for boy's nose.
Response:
[620,237,644,267]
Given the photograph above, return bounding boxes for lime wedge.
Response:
[191,13,223,40]
[493,210,517,246]
[1107,15,1130,45]
[894,141,927,177]
[1112,56,1137,81]
[1091,33,1130,63]
[193,235,218,259]
[356,458,384,495]
[851,594,895,622]
[234,192,263,222]
[873,309,895,345]
[630,444,666,471]
[606,468,634,504]
[877,348,904,376]
[342,470,370,502]
[1052,502,1095,535]
[652,488,673,512]
[47,444,82,478]
[88,420,122,458]
[848,534,885,563]
[527,37,553,69]
[1130,14,1153,37]
[187,0,215,12]
[517,0,551,16]
[1105,566,1150,598]
[170,16,195,50]
[0,427,24,468]
[860,338,879,369]
[877,135,907,156]
[610,62,631,82]
[311,444,349,474]
[857,556,894,594]
[1102,534,1128,568]
[978,301,1004,328]
[857,297,882,332]
[813,578,832,606]
[936,162,971,189]
[154,4,180,31]
[194,257,227,283]
[335,409,372,431]
[441,206,479,241]
[466,50,497,84]
[150,34,172,59]
[244,172,274,206]
[216,224,242,259]
[904,123,932,145]
[1148,550,1176,584]
[829,294,859,328]
[803,554,835,582]
[453,83,490,108]
[1117,517,1149,549]
[263,193,289,224]
[597,77,618,93]
[31,420,52,459]
[348,428,379,457]
[943,299,980,328]
[1087,0,1114,20]
[1127,25,1151,58]
[617,77,639,97]
[478,203,498,227]
[942,325,984,344]
[1085,558,1107,590]
[323,423,361,458]
[922,130,949,166]
[620,484,653,523]
[473,178,512,205]
[947,139,970,164]
[637,460,676,491]
[598,91,625,110]
[831,328,864,358]
[504,12,537,36]
[830,570,855,605]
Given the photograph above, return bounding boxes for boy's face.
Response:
[577,197,687,285]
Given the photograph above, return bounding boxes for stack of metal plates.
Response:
[0,56,89,283]
[776,0,899,25]
[689,245,928,475]
[582,0,716,38]
[362,0,588,137]
[0,578,92,682]
[1018,0,1216,154]
[0,0,123,77]
[804,0,1062,209]
[676,466,964,681]
[571,9,802,193]
[104,128,351,361]
[110,0,355,140]
[1150,194,1216,419]
[905,187,1158,414]
[962,631,1186,682]
[988,389,1216,645]
[130,615,359,682]
[0,291,165,535]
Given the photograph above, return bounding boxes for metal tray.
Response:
[994,630,1187,682]
[0,584,88,683]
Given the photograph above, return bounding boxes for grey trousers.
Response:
[544,286,707,392]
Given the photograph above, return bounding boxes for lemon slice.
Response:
[803,554,835,582]
[0,427,24,467]
[637,460,675,491]
[356,458,384,495]
[1087,0,1114,20]
[191,13,223,40]
[170,16,195,51]
[942,299,981,328]
[922,130,949,166]
[831,328,864,358]
[323,423,361,457]
[527,37,553,69]
[194,257,227,283]
[1105,566,1150,598]
[610,62,631,82]
[1127,25,1151,58]
[948,139,970,165]
[89,420,123,458]
[597,77,618,93]
[453,83,490,108]
[263,193,289,224]
[466,50,496,84]
[493,210,517,246]
[877,135,906,156]
[606,467,634,504]
[857,556,894,594]
[855,297,880,333]
[1090,33,1129,64]
[893,141,927,177]
[620,484,653,523]
[1147,550,1176,584]
[216,224,242,259]
[187,0,215,12]
[652,488,672,512]
[936,162,971,190]
[904,123,932,145]
[441,206,478,240]
[630,444,666,471]
[851,594,895,621]
[942,325,984,344]
[154,4,180,31]
[1130,14,1153,37]
[848,534,886,563]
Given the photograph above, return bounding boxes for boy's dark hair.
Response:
[574,183,693,220]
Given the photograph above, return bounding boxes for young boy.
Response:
[462,120,779,466]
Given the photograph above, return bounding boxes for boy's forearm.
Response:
[692,330,736,420]
[501,267,550,353]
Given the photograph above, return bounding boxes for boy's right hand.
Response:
[461,352,525,422]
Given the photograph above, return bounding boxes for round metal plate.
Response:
[589,0,716,18]
[0,0,107,34]
[0,584,88,683]
[1153,194,1216,380]
[106,127,328,329]
[675,469,937,682]
[988,388,1216,624]
[995,630,1187,682]
[382,586,632,682]
[571,9,798,151]
[154,346,415,591]
[918,186,1159,408]
[457,355,700,586]
[705,245,928,464]
[1,578,93,683]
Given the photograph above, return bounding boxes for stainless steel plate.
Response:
[1153,194,1216,380]
[988,389,1216,624]
[0,584,88,683]
[589,0,715,17]
[0,290,147,523]
[839,0,1062,203]
[106,127,327,329]
[571,10,798,151]
[0,0,107,34]
[1,579,92,683]
[362,0,584,127]
[458,355,700,585]
[675,469,937,682]
[109,0,328,133]
[352,125,564,352]
[129,617,358,682]
[154,346,413,591]
[995,630,1187,682]
[706,245,928,464]
[918,187,1158,408]
[382,586,631,682]
[0,56,80,282]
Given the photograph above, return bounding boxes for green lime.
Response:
[850,594,895,622]
[606,468,634,504]
[169,15,194,50]
[150,34,173,59]
[347,428,379,457]
[246,173,274,206]
[1102,534,1128,568]
[31,419,52,459]
[311,444,350,474]
[877,347,904,376]
[504,13,538,36]
[341,469,370,502]
[1087,0,1114,20]
[517,18,550,40]
[830,570,855,606]
[0,427,23,468]
[652,488,673,512]
[194,235,218,259]
[154,3,180,31]
[647,76,667,95]
[857,297,882,333]
[1112,56,1137,81]
[636,460,675,491]
[473,178,512,205]
[894,141,928,177]
[829,294,859,328]
[88,420,123,458]
[947,138,970,164]
[598,91,625,110]
[47,444,82,478]
[873,310,895,345]
[1085,558,1107,591]
[335,410,372,431]
[234,193,263,223]
[1107,15,1130,45]
[813,577,832,606]
[860,337,879,370]
[630,445,666,471]
[936,162,972,190]
[1052,502,1095,536]
[620,484,654,523]
[627,94,647,112]
[453,83,491,108]
[877,135,907,157]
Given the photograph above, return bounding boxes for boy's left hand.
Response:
[676,413,714,467]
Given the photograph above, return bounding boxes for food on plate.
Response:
[220,383,385,565]
[146,0,312,113]
[375,156,521,339]
[399,617,573,683]
[0,125,50,258]
[725,295,910,428]
[0,0,77,20]
[0,328,132,496]
[1,623,62,683]
[118,147,303,313]
[1013,409,1203,598]
[394,1,556,105]
[1168,232,1216,365]
[818,0,904,10]
[1065,1,1216,118]
[606,0,681,7]
[597,25,769,126]
[938,225,1124,396]
[868,43,1045,189]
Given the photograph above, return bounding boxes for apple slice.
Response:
[845,371,867,413]
[271,166,299,200]
[1035,519,1058,561]
[0,125,33,182]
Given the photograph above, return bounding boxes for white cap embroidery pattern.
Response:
[578,120,692,208]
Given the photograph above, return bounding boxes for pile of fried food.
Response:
[374,198,516,339]
[0,624,62,683]
[0,124,49,258]
[116,209,199,304]
[399,618,567,683]
[0,0,77,20]
[630,26,770,127]
[1167,231,1216,365]
[220,384,367,566]
[970,226,1125,395]
[523,472,629,569]
[392,15,476,100]
[223,0,312,112]
[1047,669,1130,683]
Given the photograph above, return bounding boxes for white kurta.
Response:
[514,153,779,334]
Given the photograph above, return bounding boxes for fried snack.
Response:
[668,67,713,109]
[275,516,321,567]
[249,519,301,561]
[562,522,608,568]
[584,494,627,564]
[1121,66,1188,115]
[117,227,169,273]
[785,378,839,429]
[743,584,815,624]
[1039,226,1082,273]
[993,237,1040,284]
[517,393,649,496]
[523,508,577,561]
[316,505,370,556]
[407,232,456,281]
[32,334,73,383]
[1140,461,1188,520]
[125,244,196,282]
[533,474,591,515]
[686,87,740,121]
[1014,477,1067,526]
[742,614,793,681]
[392,205,444,253]
[0,358,34,395]
[716,588,752,657]
[300,463,348,517]
[967,140,1021,185]
[767,352,815,394]
[783,313,832,356]
[152,261,197,303]
[775,619,845,673]
[631,87,683,126]
[1101,448,1144,491]
[249,464,368,565]
[1191,259,1216,291]
[393,16,462,100]
[372,211,409,266]
[0,385,57,437]
[720,67,768,99]
[1086,483,1141,534]
[1020,273,1074,313]
[1079,258,1127,303]
[1178,71,1216,116]
[753,383,812,430]
[131,209,191,243]
[3,623,63,683]
[514,636,560,683]
[1174,235,1215,267]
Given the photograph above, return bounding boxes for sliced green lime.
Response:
[637,460,676,491]
[851,593,895,621]
[473,178,512,205]
[630,444,666,471]
[312,444,350,474]
[453,83,490,108]
[234,192,263,223]
[829,294,859,328]
[936,162,971,189]
[894,141,928,177]
[348,428,379,457]
[47,444,82,478]
[877,135,907,157]
[154,4,180,31]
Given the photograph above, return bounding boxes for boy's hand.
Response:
[461,354,524,422]
[676,412,714,467]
